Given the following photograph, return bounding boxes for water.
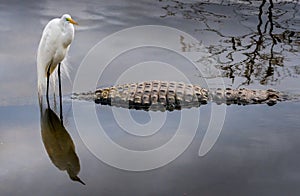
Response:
[0,0,300,195]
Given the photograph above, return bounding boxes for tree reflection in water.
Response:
[160,0,300,86]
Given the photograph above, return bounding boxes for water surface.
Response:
[0,0,300,195]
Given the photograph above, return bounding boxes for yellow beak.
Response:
[69,18,78,25]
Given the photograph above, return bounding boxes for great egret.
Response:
[37,14,78,122]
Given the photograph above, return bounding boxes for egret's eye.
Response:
[66,18,69,22]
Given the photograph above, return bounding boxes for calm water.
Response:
[1,0,300,195]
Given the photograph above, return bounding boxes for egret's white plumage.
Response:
[37,14,77,110]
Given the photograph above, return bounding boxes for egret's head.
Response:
[61,14,78,25]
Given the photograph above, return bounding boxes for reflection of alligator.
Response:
[79,80,287,112]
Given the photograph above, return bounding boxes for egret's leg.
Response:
[53,91,57,110]
[58,63,63,124]
[46,64,51,108]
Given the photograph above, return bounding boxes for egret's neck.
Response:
[61,22,74,48]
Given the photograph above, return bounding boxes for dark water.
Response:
[1,0,300,195]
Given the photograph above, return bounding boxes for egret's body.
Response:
[37,14,77,122]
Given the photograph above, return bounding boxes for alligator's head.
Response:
[266,89,281,106]
[95,88,110,104]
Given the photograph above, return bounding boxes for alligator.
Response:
[72,80,288,112]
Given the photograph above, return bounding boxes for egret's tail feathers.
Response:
[37,72,46,96]
[37,59,71,108]
[61,57,72,84]
[47,59,71,88]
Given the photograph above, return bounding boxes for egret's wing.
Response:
[37,19,61,75]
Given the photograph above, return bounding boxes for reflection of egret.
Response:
[37,14,78,122]
[40,107,85,185]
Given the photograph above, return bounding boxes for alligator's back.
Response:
[91,80,283,112]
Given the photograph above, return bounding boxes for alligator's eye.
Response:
[102,90,109,98]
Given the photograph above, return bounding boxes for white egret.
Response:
[37,14,78,122]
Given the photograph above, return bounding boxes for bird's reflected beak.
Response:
[69,18,78,25]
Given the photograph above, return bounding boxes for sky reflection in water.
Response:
[0,0,300,195]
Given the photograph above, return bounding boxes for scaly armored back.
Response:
[91,80,283,111]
